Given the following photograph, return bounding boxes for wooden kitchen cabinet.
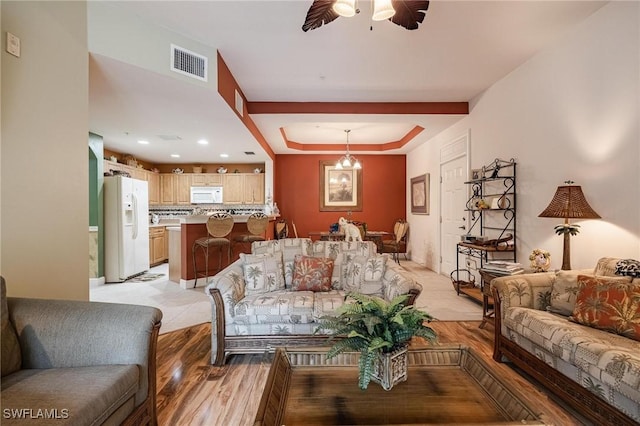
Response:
[223,173,264,204]
[148,172,160,205]
[160,174,191,205]
[149,226,167,265]
[223,174,244,204]
[191,173,223,186]
[243,173,265,204]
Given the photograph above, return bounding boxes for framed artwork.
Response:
[319,160,363,211]
[411,174,429,215]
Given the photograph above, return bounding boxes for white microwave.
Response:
[190,186,223,204]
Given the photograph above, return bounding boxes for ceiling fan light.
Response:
[372,0,395,21]
[333,0,357,17]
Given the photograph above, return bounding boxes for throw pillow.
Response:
[548,270,593,316]
[345,254,388,296]
[593,257,621,277]
[615,259,640,278]
[240,253,285,295]
[1,277,21,377]
[569,275,639,341]
[252,239,313,288]
[291,255,334,292]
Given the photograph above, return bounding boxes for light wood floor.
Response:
[156,321,587,426]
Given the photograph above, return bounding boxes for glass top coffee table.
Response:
[255,344,544,425]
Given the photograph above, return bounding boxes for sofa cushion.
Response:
[1,277,21,377]
[312,241,377,290]
[291,255,334,292]
[504,306,640,419]
[570,275,639,341]
[594,257,622,276]
[615,259,640,278]
[240,253,285,295]
[344,254,388,296]
[548,270,594,316]
[0,364,138,426]
[313,290,348,320]
[252,238,313,288]
[231,290,315,325]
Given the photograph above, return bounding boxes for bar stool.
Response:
[233,212,269,254]
[192,212,234,287]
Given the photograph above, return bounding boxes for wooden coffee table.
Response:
[255,345,544,425]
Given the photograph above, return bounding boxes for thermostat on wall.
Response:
[6,32,20,58]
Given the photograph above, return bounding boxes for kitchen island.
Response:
[166,214,278,289]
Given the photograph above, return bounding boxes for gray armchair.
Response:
[1,277,162,426]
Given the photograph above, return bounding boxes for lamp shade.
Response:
[372,0,396,21]
[333,0,357,17]
[538,185,601,219]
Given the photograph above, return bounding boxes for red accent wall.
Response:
[275,155,406,237]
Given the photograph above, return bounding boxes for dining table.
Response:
[308,230,391,252]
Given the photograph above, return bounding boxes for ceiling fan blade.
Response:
[302,0,340,32]
[390,0,430,30]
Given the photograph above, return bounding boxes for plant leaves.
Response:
[389,0,430,30]
[302,0,340,32]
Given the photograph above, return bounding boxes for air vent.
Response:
[170,44,207,81]
[244,151,256,155]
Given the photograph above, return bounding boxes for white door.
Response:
[440,156,468,277]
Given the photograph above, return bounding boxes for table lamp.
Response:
[538,181,601,270]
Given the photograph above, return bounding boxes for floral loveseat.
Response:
[205,238,422,365]
[491,257,640,425]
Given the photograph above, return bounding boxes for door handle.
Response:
[458,225,466,230]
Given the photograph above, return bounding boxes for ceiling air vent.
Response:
[170,44,207,82]
[244,152,256,155]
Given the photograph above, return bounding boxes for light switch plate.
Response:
[6,32,20,58]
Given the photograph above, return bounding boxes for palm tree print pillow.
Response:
[291,255,334,292]
[569,275,640,341]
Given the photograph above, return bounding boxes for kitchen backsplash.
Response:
[149,204,267,218]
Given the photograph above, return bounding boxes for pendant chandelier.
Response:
[335,129,361,170]
[333,0,396,21]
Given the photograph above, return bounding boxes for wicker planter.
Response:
[371,345,408,391]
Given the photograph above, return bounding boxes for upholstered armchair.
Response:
[1,277,163,426]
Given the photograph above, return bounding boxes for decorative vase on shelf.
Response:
[272,202,280,215]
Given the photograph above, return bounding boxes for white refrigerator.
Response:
[104,176,150,282]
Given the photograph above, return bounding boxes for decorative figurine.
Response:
[529,249,551,272]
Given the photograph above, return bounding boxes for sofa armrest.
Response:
[382,262,423,305]
[204,259,246,324]
[8,298,162,405]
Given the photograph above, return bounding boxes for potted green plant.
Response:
[316,292,437,391]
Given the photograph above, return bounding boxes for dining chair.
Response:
[382,219,409,263]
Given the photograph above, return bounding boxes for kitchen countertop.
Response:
[180,214,279,224]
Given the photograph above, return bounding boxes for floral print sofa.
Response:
[491,257,640,425]
[205,238,421,365]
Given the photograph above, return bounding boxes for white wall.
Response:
[1,1,89,299]
[408,2,640,273]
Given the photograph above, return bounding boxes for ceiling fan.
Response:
[302,0,430,32]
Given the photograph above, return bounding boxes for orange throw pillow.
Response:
[291,255,334,292]
[570,275,639,341]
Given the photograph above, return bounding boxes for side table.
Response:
[478,270,498,329]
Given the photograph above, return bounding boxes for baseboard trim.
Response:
[90,276,106,288]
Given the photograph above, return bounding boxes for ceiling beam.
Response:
[248,102,469,115]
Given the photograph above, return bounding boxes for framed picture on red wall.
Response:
[411,174,429,214]
[319,160,363,212]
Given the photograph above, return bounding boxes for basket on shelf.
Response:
[450,269,476,291]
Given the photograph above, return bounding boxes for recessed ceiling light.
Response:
[197,139,208,145]
[170,154,180,158]
[137,140,149,144]
[220,153,229,158]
